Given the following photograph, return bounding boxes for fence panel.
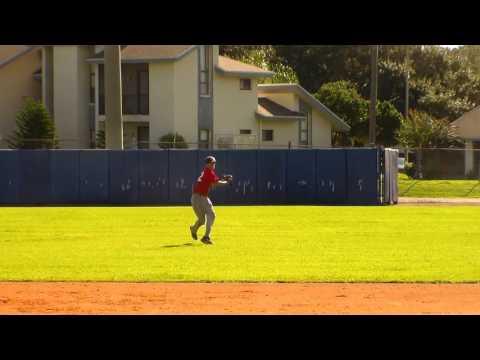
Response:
[316,149,347,204]
[286,150,317,204]
[50,150,80,204]
[0,151,18,204]
[168,150,198,204]
[197,150,229,204]
[225,150,258,204]
[138,150,169,204]
[109,151,139,204]
[18,150,51,204]
[0,149,394,206]
[258,150,287,204]
[346,148,380,205]
[79,150,109,203]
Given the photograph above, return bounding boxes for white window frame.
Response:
[199,46,212,98]
[262,129,274,142]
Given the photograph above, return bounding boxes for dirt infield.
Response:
[1,282,480,314]
[399,197,480,205]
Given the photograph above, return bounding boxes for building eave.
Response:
[85,45,197,64]
[258,83,351,132]
[215,66,274,78]
[0,46,39,69]
[255,112,305,121]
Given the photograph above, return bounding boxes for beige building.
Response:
[452,106,480,175]
[0,45,350,149]
[0,46,42,147]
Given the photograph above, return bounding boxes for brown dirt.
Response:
[1,282,480,314]
[399,197,480,205]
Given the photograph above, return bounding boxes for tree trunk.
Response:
[415,148,423,179]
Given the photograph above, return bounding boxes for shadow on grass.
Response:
[158,242,197,249]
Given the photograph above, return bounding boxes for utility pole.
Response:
[404,46,409,119]
[404,46,410,162]
[104,45,124,149]
[368,45,378,146]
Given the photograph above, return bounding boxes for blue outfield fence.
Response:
[0,148,398,205]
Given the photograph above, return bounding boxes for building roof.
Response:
[0,45,38,69]
[216,56,274,78]
[87,45,196,63]
[256,97,305,120]
[451,105,480,140]
[258,83,351,132]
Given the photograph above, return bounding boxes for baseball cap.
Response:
[205,156,216,164]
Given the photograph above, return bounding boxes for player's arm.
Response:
[217,174,233,186]
[213,174,233,187]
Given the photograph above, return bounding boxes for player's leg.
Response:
[202,197,216,244]
[190,194,206,240]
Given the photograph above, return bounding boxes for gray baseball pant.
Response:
[191,193,216,237]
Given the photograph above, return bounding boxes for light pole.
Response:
[404,46,410,162]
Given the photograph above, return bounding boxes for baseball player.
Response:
[190,156,233,245]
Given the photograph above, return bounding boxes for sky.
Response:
[441,45,460,49]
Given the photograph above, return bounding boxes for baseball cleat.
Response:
[201,236,213,245]
[190,226,198,240]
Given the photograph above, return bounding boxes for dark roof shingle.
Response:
[257,97,305,119]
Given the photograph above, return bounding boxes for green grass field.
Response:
[398,173,480,198]
[1,206,480,282]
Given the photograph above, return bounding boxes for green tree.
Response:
[8,98,58,149]
[315,81,369,146]
[454,45,480,74]
[396,110,460,178]
[158,133,188,149]
[220,45,298,84]
[376,100,403,147]
[275,45,480,121]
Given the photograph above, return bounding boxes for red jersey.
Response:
[193,167,220,196]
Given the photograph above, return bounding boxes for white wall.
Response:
[261,92,299,112]
[147,62,175,148]
[311,109,332,147]
[53,46,91,149]
[0,48,42,148]
[259,119,298,148]
[213,74,259,145]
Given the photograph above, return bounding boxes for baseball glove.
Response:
[222,174,234,183]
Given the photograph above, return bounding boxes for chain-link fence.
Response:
[397,147,480,198]
[0,138,350,150]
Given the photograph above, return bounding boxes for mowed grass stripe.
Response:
[1,206,479,282]
[398,173,480,198]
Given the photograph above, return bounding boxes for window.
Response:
[300,118,308,144]
[240,79,251,90]
[200,129,209,141]
[138,70,149,114]
[137,126,149,149]
[240,129,252,135]
[98,63,149,115]
[262,129,274,142]
[199,46,212,97]
[299,100,311,146]
[199,129,210,149]
[90,72,95,104]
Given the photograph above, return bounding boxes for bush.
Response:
[404,161,416,179]
[158,133,188,149]
[8,98,58,149]
[96,130,105,149]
